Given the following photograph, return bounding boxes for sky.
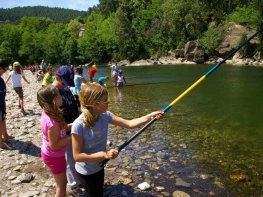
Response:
[0,0,99,11]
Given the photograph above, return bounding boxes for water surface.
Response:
[87,64,263,196]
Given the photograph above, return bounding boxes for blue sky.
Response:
[0,0,99,11]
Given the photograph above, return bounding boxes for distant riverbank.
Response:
[118,56,263,67]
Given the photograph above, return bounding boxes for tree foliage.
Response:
[0,6,86,23]
[0,1,262,65]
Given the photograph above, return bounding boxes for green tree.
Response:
[79,11,120,62]
[0,24,22,62]
[19,16,53,32]
[253,0,263,52]
[132,0,165,58]
[161,0,208,50]
[43,23,67,64]
[199,26,222,56]
[198,0,251,24]
[63,19,83,64]
[227,6,260,27]
[112,0,152,60]
[0,41,13,62]
[99,0,119,17]
[19,31,44,64]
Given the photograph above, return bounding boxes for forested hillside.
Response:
[0,6,87,23]
[0,0,262,65]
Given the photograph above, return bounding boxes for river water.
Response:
[85,64,263,196]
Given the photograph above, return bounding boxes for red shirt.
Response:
[88,68,97,77]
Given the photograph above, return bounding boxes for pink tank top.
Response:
[40,112,67,157]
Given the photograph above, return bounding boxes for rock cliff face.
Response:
[217,24,254,57]
[121,24,263,67]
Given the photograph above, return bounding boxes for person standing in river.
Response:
[111,62,120,87]
[87,64,97,82]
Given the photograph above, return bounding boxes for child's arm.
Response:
[110,111,163,129]
[48,124,71,150]
[64,123,72,131]
[72,133,118,162]
[22,76,30,84]
[5,75,11,83]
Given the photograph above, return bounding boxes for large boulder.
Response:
[184,40,205,63]
[194,46,206,63]
[174,49,184,58]
[129,59,154,66]
[118,60,130,66]
[217,24,251,57]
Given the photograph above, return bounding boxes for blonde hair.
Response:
[37,85,64,125]
[79,83,108,128]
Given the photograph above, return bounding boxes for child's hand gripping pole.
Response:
[100,118,157,167]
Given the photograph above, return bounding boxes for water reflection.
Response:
[113,87,123,104]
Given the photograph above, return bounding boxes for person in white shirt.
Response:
[6,61,30,113]
[117,70,126,87]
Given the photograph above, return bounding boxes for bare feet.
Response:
[3,135,14,142]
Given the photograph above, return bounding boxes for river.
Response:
[85,64,263,196]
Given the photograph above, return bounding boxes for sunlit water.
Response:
[85,64,263,196]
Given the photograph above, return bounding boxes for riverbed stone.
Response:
[173,190,191,197]
[175,178,191,188]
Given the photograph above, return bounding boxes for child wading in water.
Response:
[116,70,126,87]
[37,85,72,197]
[71,83,163,197]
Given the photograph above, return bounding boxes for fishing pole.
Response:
[101,27,263,167]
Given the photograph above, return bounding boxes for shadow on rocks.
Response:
[104,184,155,197]
[8,139,41,157]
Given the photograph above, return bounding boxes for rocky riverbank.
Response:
[0,71,196,197]
[118,55,263,67]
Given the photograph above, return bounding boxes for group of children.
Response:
[1,59,163,196]
[87,62,126,88]
[37,65,163,196]
[111,63,126,87]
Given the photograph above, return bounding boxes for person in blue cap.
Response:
[52,66,86,196]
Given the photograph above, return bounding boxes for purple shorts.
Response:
[41,152,66,175]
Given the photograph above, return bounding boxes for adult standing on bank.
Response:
[0,59,14,149]
[5,61,30,114]
[52,66,86,196]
